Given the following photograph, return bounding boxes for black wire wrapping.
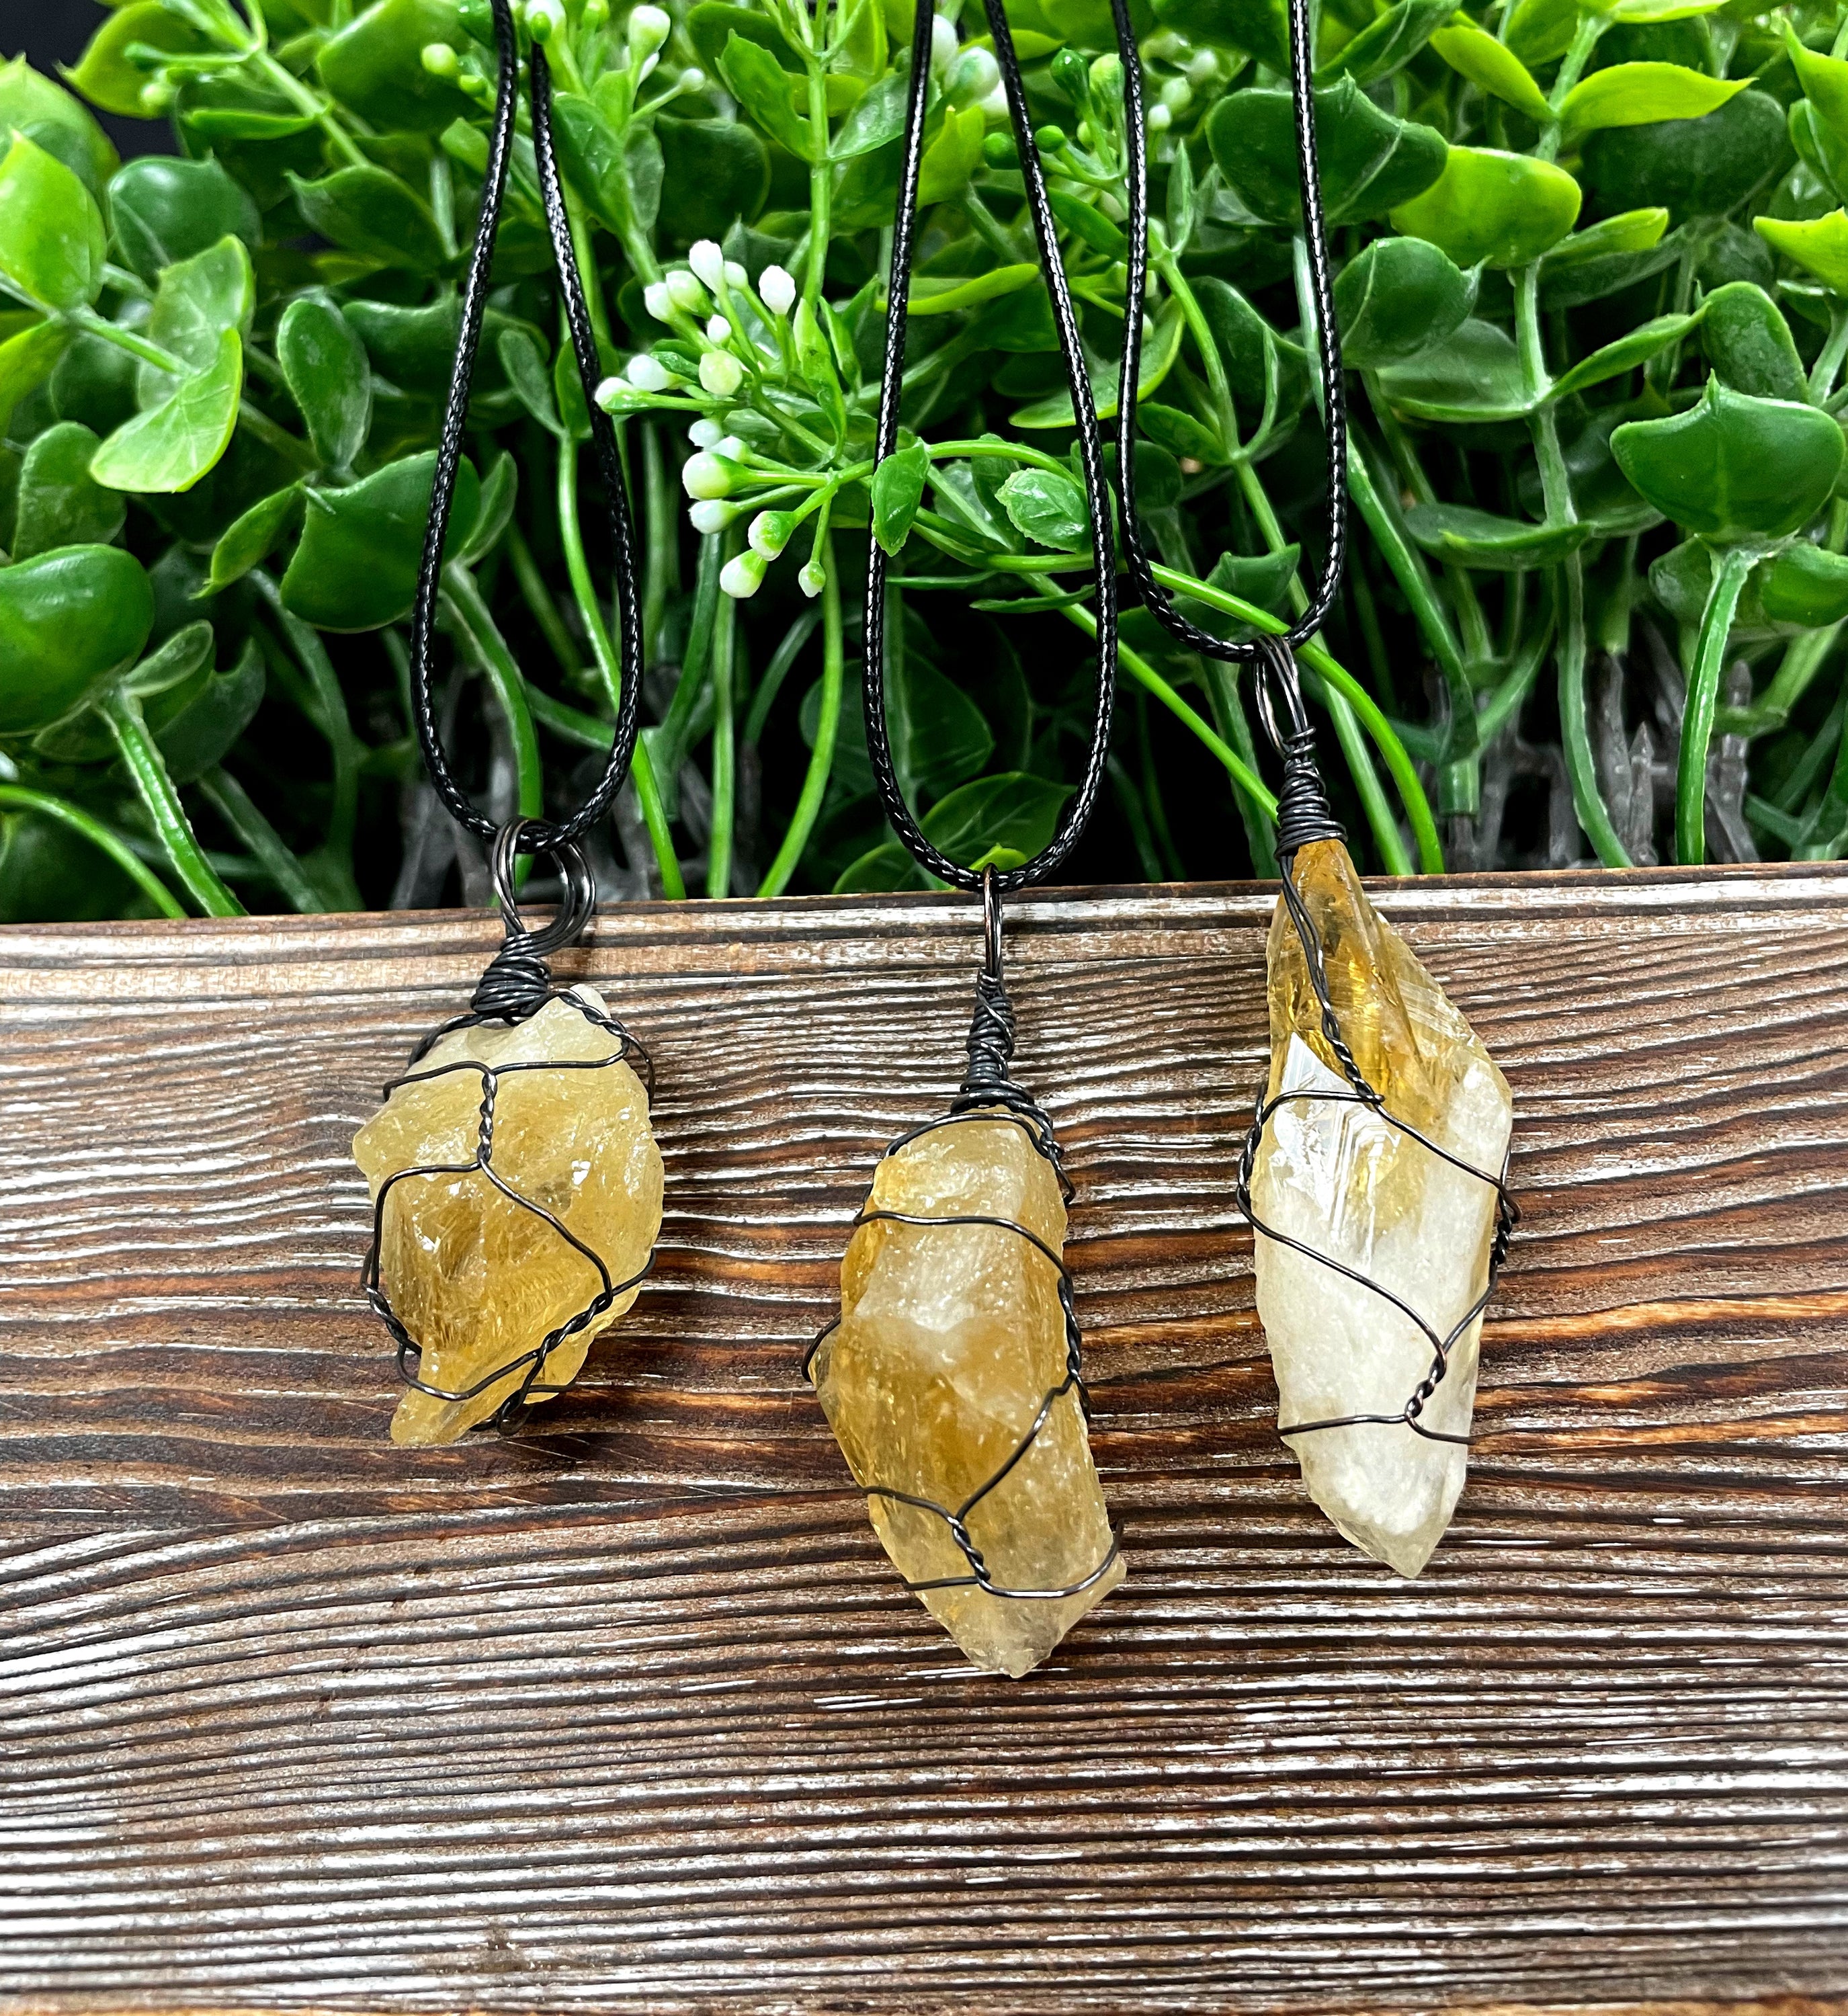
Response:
[364,824,656,1435]
[804,874,1122,1602]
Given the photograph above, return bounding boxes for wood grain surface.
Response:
[0,864,1845,2015]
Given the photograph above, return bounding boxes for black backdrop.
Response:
[8,0,173,154]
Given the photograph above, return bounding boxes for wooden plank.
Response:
[0,864,1844,2014]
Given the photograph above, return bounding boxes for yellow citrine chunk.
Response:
[1250,839,1513,1577]
[814,1111,1124,1677]
[353,985,662,1445]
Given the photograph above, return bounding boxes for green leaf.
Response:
[460,449,517,566]
[872,440,930,556]
[0,132,106,310]
[920,771,1073,869]
[1546,310,1700,402]
[1755,211,1848,295]
[1404,502,1595,571]
[280,450,480,631]
[155,638,265,785]
[1334,235,1476,369]
[1559,62,1744,137]
[907,263,1041,315]
[1580,89,1788,224]
[277,293,371,470]
[65,2,207,120]
[206,483,305,591]
[1138,403,1224,462]
[0,544,153,736]
[146,235,254,375]
[122,620,214,700]
[108,156,261,286]
[12,421,123,561]
[1207,77,1447,226]
[833,70,909,160]
[1785,28,1848,145]
[999,465,1089,549]
[316,0,474,134]
[552,91,661,242]
[1505,0,1577,65]
[1049,188,1128,257]
[0,54,117,198]
[1390,146,1581,269]
[1699,282,1806,404]
[1611,376,1845,541]
[342,294,465,390]
[1607,0,1728,20]
[1427,19,1553,124]
[1171,546,1299,639]
[719,31,816,161]
[917,103,986,206]
[1377,317,1531,421]
[90,326,243,495]
[890,657,993,802]
[689,4,804,76]
[655,116,771,244]
[1009,301,1183,426]
[1788,99,1848,208]
[0,317,74,435]
[1317,0,1454,87]
[1537,209,1679,309]
[287,167,449,274]
[1759,542,1848,627]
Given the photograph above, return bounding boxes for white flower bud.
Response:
[1160,75,1191,114]
[979,81,1009,118]
[798,557,826,598]
[625,352,673,391]
[749,510,792,558]
[720,550,767,599]
[699,350,745,396]
[665,267,709,314]
[759,265,796,316]
[638,50,660,80]
[688,239,726,290]
[526,0,565,42]
[689,418,724,448]
[949,46,999,106]
[724,259,748,288]
[681,66,705,88]
[1148,102,1172,132]
[682,451,732,499]
[1187,48,1218,85]
[706,314,732,345]
[628,3,671,57]
[421,41,461,79]
[716,435,745,461]
[931,14,958,72]
[644,281,673,323]
[689,498,734,532]
[595,375,636,411]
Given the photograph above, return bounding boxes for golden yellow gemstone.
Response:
[813,1111,1124,1677]
[1251,839,1513,1577]
[353,986,662,1446]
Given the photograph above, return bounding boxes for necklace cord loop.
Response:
[408,0,644,855]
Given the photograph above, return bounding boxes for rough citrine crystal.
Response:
[813,1111,1124,1677]
[353,986,662,1445]
[1249,839,1513,1577]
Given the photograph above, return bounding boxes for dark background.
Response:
[8,0,173,155]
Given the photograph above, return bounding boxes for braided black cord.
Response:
[863,0,1119,895]
[1109,0,1347,661]
[407,0,645,853]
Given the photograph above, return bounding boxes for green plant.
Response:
[3,0,1847,921]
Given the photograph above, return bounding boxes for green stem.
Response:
[1556,552,1630,866]
[1813,303,1848,404]
[558,432,684,898]
[642,421,677,671]
[757,538,843,896]
[0,785,185,919]
[506,519,581,679]
[438,562,544,825]
[707,539,739,899]
[1063,603,1277,817]
[1677,544,1753,866]
[100,690,243,915]
[803,57,832,305]
[743,605,824,747]
[251,573,360,856]
[198,768,327,913]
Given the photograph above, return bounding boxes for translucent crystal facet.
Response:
[353,986,662,1446]
[813,1113,1124,1677]
[1250,840,1513,1577]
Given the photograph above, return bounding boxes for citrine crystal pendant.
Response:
[1243,835,1515,1576]
[808,884,1123,1677]
[355,825,663,1445]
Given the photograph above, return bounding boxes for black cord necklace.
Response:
[351,0,662,1448]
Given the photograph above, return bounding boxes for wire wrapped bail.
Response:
[958,867,1019,1105]
[1253,635,1344,862]
[468,818,597,1027]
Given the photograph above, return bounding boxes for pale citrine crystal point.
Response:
[814,1111,1124,1677]
[1251,839,1513,1577]
[353,985,662,1446]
